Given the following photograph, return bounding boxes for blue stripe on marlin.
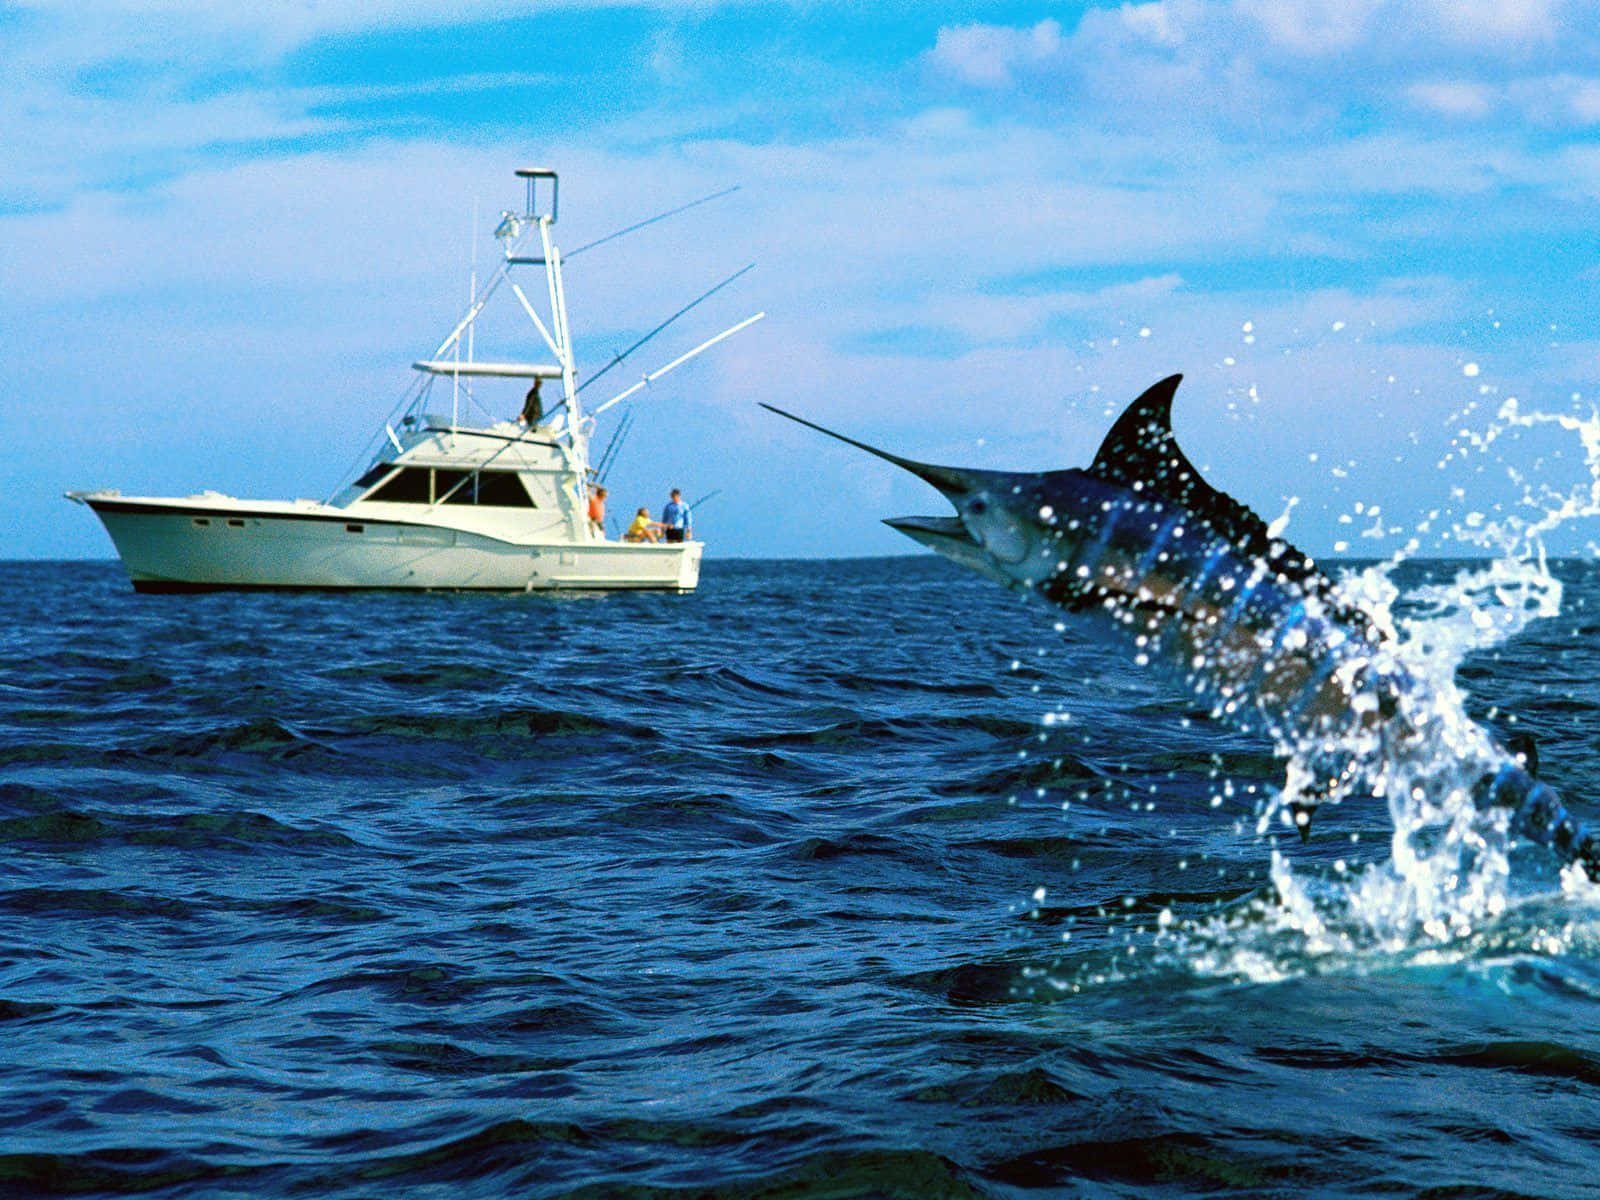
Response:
[1135,510,1185,576]
[761,374,1600,880]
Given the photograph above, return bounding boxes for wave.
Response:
[0,802,356,855]
[346,707,656,741]
[892,959,1032,1007]
[984,1133,1310,1192]
[829,672,1006,698]
[0,887,196,919]
[322,662,511,688]
[138,717,348,770]
[908,1065,1082,1106]
[1430,1040,1600,1086]
[546,1146,984,1199]
[0,1148,257,1197]
[728,713,1039,749]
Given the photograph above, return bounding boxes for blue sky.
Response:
[5,0,1599,561]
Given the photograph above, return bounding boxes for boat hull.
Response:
[85,500,702,593]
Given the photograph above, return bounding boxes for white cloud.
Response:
[1510,74,1600,125]
[926,18,1062,88]
[1409,80,1497,119]
[924,1,1600,139]
[8,0,719,52]
[1409,73,1600,127]
[0,0,741,204]
[1240,0,1565,54]
[1425,0,1561,47]
[1572,78,1600,121]
[1559,144,1600,200]
[1118,0,1193,48]
[1408,72,1600,129]
[1237,0,1386,54]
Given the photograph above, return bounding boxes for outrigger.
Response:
[69,168,761,592]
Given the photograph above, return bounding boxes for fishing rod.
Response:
[564,185,740,261]
[595,409,636,481]
[579,263,755,396]
[688,488,722,510]
[591,312,766,418]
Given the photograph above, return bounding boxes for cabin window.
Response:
[364,466,535,507]
[434,469,472,504]
[227,518,245,528]
[435,468,535,507]
[354,462,396,489]
[346,523,364,534]
[365,466,433,504]
[473,471,537,508]
[433,469,536,507]
[192,518,210,527]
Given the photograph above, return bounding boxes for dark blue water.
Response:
[4,557,1600,1198]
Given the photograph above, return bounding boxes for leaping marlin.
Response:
[763,374,1600,880]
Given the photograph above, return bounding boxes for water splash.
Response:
[1454,396,1600,558]
[1149,396,1600,983]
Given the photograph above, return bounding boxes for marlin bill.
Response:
[763,375,1600,880]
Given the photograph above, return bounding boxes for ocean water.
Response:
[3,555,1600,1198]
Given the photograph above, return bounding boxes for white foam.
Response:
[1172,397,1600,981]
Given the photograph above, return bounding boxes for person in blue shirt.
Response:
[661,489,692,543]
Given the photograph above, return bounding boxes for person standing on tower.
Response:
[519,378,543,426]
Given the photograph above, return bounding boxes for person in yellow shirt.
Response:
[624,507,663,543]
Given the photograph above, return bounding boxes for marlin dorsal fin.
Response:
[1087,374,1326,593]
[1088,374,1204,502]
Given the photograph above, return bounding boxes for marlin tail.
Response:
[763,375,1600,878]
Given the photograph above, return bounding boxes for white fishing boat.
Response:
[67,168,760,593]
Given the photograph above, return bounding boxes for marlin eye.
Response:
[968,497,988,516]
